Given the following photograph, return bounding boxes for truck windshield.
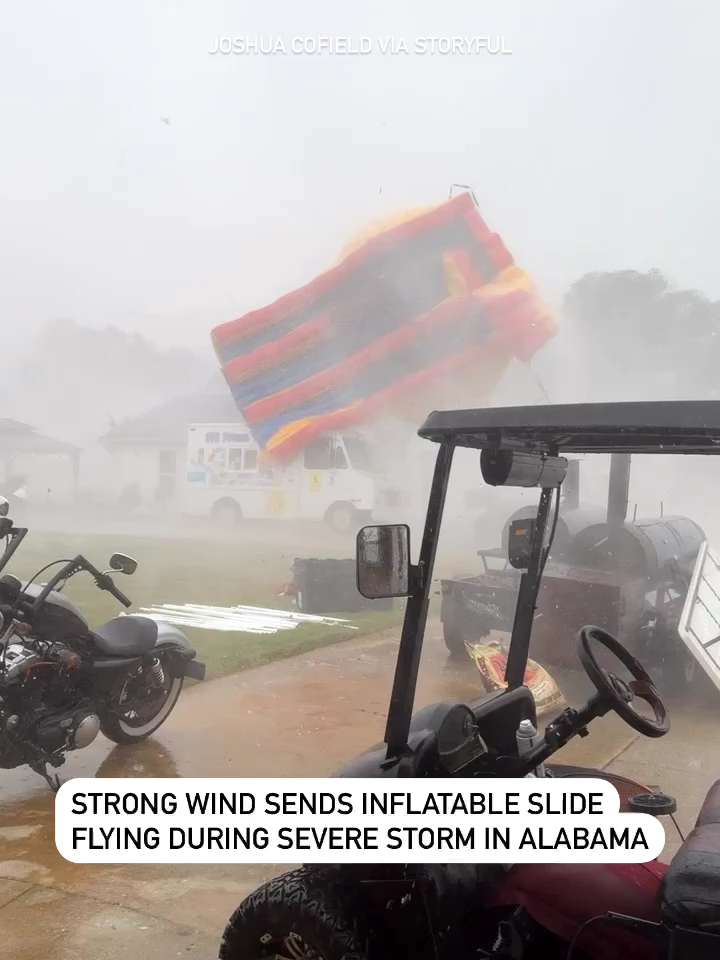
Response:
[342,436,383,473]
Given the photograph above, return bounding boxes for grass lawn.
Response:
[8,530,404,678]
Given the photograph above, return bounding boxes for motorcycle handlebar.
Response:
[31,555,133,611]
[93,571,133,608]
[77,556,133,608]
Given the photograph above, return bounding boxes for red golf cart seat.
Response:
[660,779,720,933]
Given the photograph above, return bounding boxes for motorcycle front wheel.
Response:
[220,868,368,960]
[100,652,184,745]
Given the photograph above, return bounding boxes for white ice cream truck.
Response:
[183,422,404,533]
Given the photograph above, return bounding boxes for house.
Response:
[99,393,242,509]
[0,418,80,503]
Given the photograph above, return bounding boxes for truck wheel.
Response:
[325,502,357,535]
[211,498,243,526]
[219,868,368,960]
[443,623,493,658]
[443,619,468,658]
[442,600,491,658]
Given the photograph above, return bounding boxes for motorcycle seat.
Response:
[91,616,158,658]
[660,779,720,933]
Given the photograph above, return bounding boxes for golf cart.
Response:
[441,455,708,699]
[220,402,720,960]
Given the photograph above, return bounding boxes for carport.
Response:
[0,418,81,498]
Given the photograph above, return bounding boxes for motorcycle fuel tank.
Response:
[20,582,89,641]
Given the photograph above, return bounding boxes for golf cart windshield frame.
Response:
[383,400,720,759]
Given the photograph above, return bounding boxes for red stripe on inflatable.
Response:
[244,296,483,424]
[223,313,332,384]
[212,193,488,350]
[267,336,505,462]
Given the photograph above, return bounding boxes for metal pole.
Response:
[504,487,553,690]
[607,453,631,525]
[385,441,455,758]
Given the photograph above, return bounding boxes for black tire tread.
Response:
[442,610,492,658]
[442,622,467,657]
[219,868,367,960]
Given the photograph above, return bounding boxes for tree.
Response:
[5,319,214,443]
[563,270,720,402]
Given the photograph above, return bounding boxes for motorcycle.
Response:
[0,496,205,789]
[218,400,720,960]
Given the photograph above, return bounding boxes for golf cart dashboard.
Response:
[334,686,537,779]
[411,702,489,774]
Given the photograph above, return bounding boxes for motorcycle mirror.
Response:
[0,497,8,517]
[109,553,138,576]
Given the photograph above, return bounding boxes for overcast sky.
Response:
[1,1,717,354]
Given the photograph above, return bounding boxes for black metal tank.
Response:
[570,516,706,578]
[500,505,705,579]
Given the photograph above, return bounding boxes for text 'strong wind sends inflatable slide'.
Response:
[211,192,557,462]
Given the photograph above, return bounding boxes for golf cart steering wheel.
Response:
[578,626,669,738]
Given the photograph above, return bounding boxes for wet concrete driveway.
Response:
[0,626,708,960]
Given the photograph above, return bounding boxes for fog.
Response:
[1,1,719,542]
[3,1,719,345]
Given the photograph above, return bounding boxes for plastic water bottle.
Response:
[516,719,545,778]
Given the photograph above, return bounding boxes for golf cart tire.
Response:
[325,501,358,535]
[210,498,243,526]
[219,868,368,960]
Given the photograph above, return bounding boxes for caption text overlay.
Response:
[55,777,665,865]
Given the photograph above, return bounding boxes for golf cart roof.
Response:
[418,401,720,455]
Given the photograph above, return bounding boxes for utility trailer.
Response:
[440,454,707,695]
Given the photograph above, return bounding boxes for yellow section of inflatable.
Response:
[336,206,438,262]
[330,198,556,421]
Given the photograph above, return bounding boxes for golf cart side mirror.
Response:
[0,497,8,518]
[109,553,138,576]
[356,524,411,599]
